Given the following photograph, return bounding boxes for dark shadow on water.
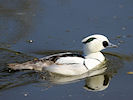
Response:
[0,48,131,92]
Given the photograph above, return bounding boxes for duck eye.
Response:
[103,41,108,47]
[83,37,96,44]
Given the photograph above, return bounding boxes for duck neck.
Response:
[84,52,105,62]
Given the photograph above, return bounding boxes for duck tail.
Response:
[8,63,34,70]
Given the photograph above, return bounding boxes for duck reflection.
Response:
[40,66,107,84]
[84,74,110,91]
[40,63,115,92]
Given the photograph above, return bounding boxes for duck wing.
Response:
[8,52,84,71]
[40,52,85,64]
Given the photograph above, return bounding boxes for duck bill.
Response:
[108,43,118,48]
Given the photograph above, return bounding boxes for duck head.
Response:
[82,34,117,56]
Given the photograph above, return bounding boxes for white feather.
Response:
[84,58,101,70]
[44,64,88,76]
[55,57,84,64]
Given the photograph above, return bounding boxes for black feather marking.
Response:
[83,60,89,70]
[41,53,85,62]
[83,37,96,44]
[84,85,95,90]
[103,75,109,86]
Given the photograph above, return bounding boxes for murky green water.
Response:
[0,0,133,100]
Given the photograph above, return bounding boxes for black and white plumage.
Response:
[8,34,117,76]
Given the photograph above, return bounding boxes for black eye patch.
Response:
[83,37,96,44]
[103,41,109,47]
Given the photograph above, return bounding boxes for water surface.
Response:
[0,0,133,100]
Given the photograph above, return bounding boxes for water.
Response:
[0,0,133,100]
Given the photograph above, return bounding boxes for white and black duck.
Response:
[8,34,117,76]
